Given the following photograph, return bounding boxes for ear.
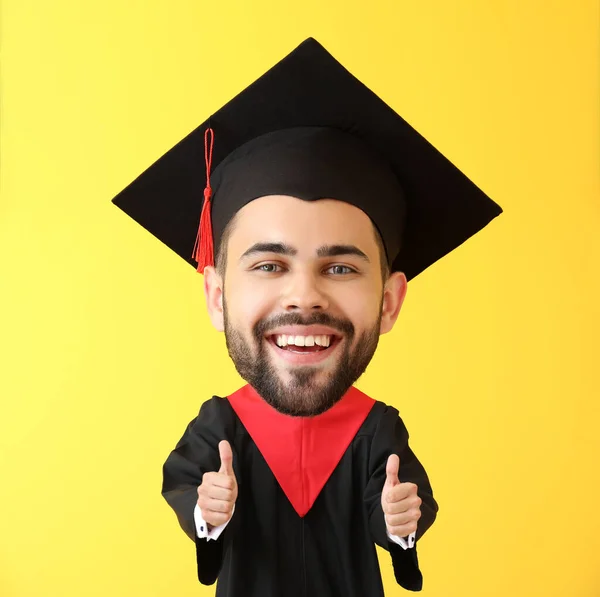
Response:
[203,266,225,332]
[380,271,407,335]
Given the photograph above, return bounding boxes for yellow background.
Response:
[1,1,599,595]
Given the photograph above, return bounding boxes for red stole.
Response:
[228,384,375,517]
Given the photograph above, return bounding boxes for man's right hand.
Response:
[197,440,238,529]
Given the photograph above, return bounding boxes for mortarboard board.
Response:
[112,37,502,280]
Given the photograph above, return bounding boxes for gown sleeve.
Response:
[363,404,438,591]
[161,397,240,586]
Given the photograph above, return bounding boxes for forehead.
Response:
[228,195,379,255]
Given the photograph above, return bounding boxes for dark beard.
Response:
[223,301,381,417]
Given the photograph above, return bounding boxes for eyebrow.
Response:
[317,244,370,262]
[240,242,298,260]
[239,242,370,263]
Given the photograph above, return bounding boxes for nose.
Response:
[280,269,330,312]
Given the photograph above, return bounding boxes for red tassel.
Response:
[192,128,215,273]
[193,187,214,272]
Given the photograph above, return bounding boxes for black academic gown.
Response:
[162,394,438,596]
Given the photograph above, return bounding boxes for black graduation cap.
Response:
[112,37,502,280]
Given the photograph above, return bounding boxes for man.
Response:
[113,38,502,596]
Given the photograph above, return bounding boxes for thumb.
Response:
[385,454,400,488]
[218,440,234,476]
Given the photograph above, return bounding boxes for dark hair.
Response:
[372,224,391,282]
[215,212,239,277]
[215,213,390,281]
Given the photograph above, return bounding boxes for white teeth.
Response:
[275,334,333,347]
[313,335,331,347]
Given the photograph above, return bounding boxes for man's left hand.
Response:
[381,454,422,538]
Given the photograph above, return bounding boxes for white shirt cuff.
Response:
[387,528,416,550]
[194,504,233,541]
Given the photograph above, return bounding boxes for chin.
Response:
[270,397,342,418]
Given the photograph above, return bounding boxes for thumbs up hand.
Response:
[381,454,422,538]
[197,441,238,529]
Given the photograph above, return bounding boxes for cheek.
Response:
[335,283,382,326]
[225,278,278,329]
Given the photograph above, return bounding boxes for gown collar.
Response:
[228,384,375,517]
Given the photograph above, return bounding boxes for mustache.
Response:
[253,312,355,340]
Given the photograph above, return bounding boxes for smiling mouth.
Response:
[268,334,340,353]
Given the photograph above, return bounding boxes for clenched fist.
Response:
[381,454,422,538]
[197,440,238,530]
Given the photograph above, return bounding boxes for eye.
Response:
[254,263,284,273]
[325,265,356,275]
